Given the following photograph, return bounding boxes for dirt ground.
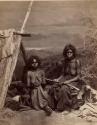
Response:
[0,108,96,125]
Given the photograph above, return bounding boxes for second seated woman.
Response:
[50,44,85,111]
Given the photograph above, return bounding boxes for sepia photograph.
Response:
[0,0,97,125]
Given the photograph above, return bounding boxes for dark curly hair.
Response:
[63,44,77,59]
[27,55,41,68]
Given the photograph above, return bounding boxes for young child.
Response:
[26,55,52,115]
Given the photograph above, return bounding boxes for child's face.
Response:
[31,59,39,69]
[66,49,73,59]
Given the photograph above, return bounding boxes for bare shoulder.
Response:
[27,70,32,76]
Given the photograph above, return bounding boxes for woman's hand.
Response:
[54,78,59,83]
[63,81,70,84]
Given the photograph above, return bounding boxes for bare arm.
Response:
[55,75,64,81]
[63,76,79,84]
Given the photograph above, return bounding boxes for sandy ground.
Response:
[0,109,96,125]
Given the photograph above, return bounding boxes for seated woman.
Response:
[50,44,85,111]
[26,55,53,115]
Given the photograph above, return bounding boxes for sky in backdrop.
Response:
[0,1,97,50]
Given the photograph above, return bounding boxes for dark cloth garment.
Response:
[27,69,49,110]
[20,92,31,106]
[49,84,72,111]
[56,85,72,111]
[49,58,85,111]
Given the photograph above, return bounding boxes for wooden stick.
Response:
[45,78,80,91]
[21,1,33,33]
[20,0,34,64]
[14,32,31,37]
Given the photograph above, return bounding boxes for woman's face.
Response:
[31,59,39,69]
[66,49,73,59]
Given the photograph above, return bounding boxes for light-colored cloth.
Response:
[71,88,97,122]
[12,95,20,102]
[77,103,97,122]
[31,86,48,110]
[27,69,48,110]
[0,29,15,60]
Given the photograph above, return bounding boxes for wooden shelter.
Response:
[0,1,33,109]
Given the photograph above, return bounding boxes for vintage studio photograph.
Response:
[0,0,97,125]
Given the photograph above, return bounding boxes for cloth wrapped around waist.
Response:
[30,82,41,89]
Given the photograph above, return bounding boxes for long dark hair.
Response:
[27,55,41,69]
[62,44,77,75]
[63,44,77,59]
